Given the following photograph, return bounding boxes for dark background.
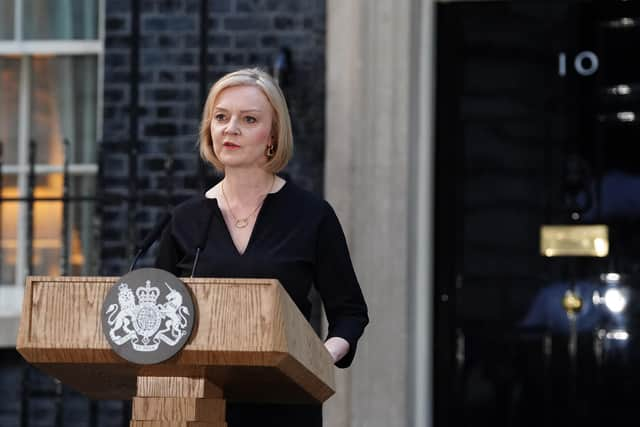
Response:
[435,1,640,426]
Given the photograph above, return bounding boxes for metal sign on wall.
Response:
[101,268,195,365]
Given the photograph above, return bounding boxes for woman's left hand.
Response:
[324,337,350,363]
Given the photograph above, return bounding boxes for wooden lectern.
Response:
[17,276,335,426]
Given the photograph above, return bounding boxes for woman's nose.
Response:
[224,117,240,135]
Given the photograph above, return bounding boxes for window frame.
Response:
[0,0,105,300]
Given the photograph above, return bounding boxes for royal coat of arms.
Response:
[102,268,195,364]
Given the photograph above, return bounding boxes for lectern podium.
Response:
[17,276,335,426]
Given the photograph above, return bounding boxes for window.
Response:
[0,0,104,304]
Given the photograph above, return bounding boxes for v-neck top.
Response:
[154,181,369,369]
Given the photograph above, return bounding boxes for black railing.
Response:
[7,133,177,426]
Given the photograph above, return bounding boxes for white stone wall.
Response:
[324,1,435,426]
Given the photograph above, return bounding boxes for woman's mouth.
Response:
[223,142,240,149]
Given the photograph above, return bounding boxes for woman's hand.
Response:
[324,337,350,363]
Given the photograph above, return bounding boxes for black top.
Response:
[154,181,369,427]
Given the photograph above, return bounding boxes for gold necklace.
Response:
[221,175,275,228]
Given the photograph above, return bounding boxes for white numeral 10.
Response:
[558,51,599,77]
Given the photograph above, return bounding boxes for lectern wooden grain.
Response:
[17,276,335,427]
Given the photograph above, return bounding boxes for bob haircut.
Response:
[199,68,293,174]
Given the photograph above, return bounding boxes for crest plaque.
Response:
[101,268,195,364]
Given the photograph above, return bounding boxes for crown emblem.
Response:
[104,268,194,363]
[136,280,160,305]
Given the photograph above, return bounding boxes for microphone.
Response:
[191,247,201,278]
[129,212,172,272]
[190,203,216,277]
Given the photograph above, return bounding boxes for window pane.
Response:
[31,174,96,276]
[0,175,18,285]
[30,56,97,165]
[70,175,97,275]
[23,0,98,40]
[0,57,19,164]
[32,174,62,276]
[0,0,15,39]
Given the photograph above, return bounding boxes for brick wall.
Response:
[101,0,326,274]
[0,349,129,427]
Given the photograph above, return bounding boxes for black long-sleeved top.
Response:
[154,180,369,427]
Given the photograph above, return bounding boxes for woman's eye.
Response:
[214,113,226,121]
[245,116,257,124]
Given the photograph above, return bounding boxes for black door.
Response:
[435,1,640,426]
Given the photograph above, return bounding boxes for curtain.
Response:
[30,56,97,165]
[0,57,19,164]
[29,56,97,275]
[0,57,20,283]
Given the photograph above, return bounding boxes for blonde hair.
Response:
[199,68,293,173]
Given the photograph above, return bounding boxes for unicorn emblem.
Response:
[156,283,190,346]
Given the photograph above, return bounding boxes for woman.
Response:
[155,68,369,427]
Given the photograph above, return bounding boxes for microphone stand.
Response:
[128,212,172,272]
